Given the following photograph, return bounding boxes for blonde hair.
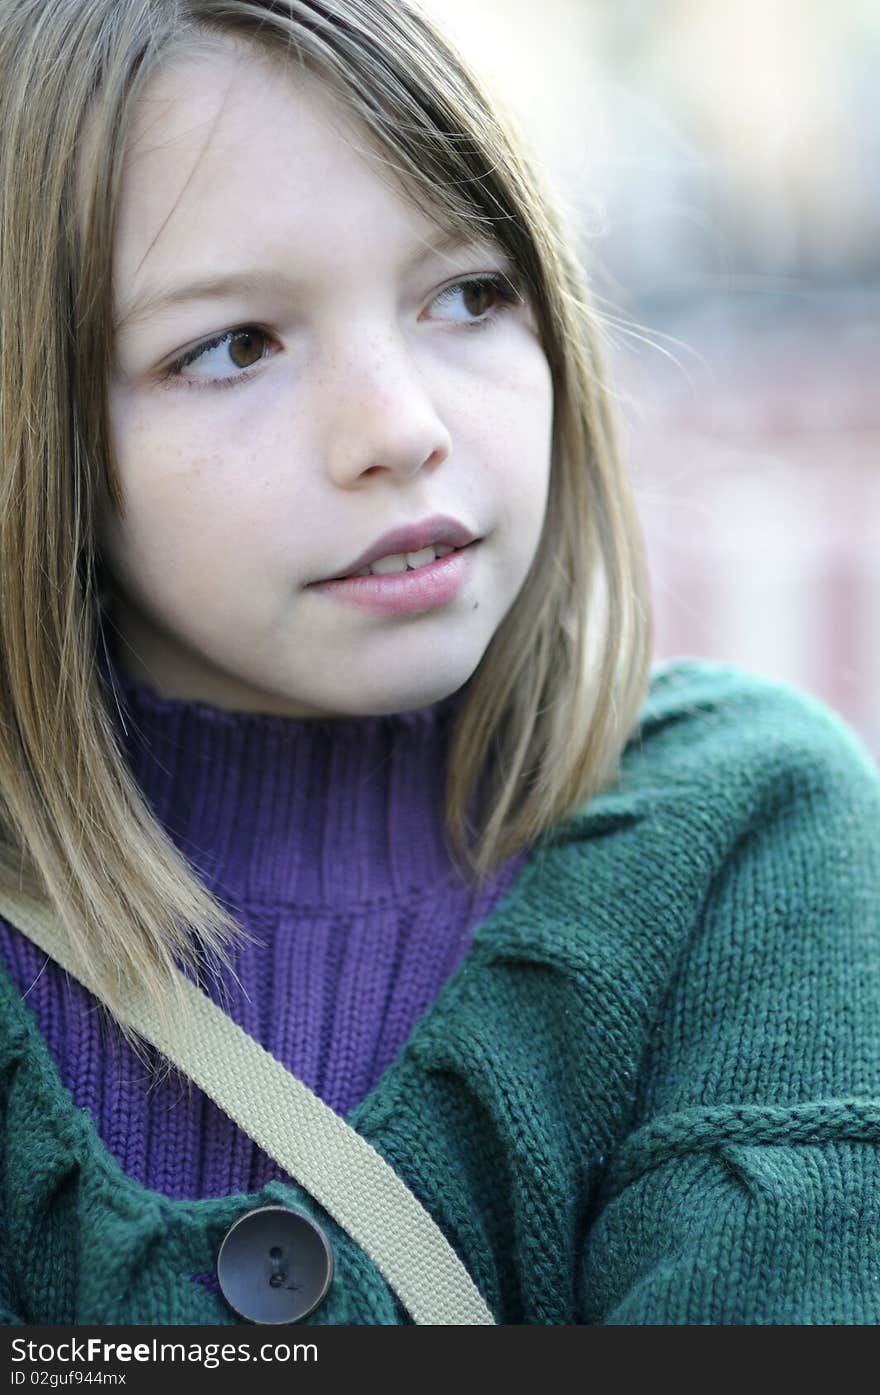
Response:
[0,0,652,1032]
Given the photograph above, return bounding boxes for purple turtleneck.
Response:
[0,648,528,1200]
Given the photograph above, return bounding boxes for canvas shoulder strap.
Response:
[0,881,495,1326]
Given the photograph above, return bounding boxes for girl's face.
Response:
[100,39,554,718]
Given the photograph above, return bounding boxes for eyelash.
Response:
[156,272,525,392]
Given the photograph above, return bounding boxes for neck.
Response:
[98,631,477,907]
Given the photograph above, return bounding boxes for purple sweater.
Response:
[0,652,527,1200]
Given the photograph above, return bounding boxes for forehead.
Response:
[124,37,353,186]
[112,37,465,300]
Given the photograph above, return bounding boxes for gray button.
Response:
[217,1205,334,1324]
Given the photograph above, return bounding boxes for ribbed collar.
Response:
[97,636,474,909]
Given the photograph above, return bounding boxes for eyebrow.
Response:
[114,228,482,332]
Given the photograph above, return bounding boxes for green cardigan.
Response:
[1,659,879,1325]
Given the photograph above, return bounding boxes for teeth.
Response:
[371,550,421,575]
[404,545,441,570]
[352,543,459,577]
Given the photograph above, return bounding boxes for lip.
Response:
[308,540,480,617]
[312,514,479,583]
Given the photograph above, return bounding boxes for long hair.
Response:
[0,0,653,1032]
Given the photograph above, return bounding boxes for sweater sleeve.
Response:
[0,1282,24,1324]
[579,694,880,1325]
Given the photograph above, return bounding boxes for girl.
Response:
[0,0,878,1327]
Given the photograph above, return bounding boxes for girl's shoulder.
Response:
[634,655,876,774]
[543,655,880,858]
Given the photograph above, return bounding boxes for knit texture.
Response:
[1,657,879,1324]
[0,647,527,1198]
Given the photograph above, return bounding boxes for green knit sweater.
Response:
[1,659,879,1325]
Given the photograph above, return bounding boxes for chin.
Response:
[341,670,475,719]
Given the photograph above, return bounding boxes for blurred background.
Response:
[424,0,879,762]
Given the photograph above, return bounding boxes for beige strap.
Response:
[0,882,494,1326]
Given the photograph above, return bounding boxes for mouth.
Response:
[307,539,480,617]
[314,514,479,584]
[335,540,458,580]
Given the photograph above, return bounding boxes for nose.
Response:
[321,331,453,488]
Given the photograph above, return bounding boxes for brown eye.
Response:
[430,274,520,327]
[162,324,275,389]
[228,329,266,368]
[460,282,497,317]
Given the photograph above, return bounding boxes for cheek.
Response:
[469,343,554,502]
[491,333,553,443]
[501,354,554,567]
[109,451,212,575]
[106,396,282,567]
